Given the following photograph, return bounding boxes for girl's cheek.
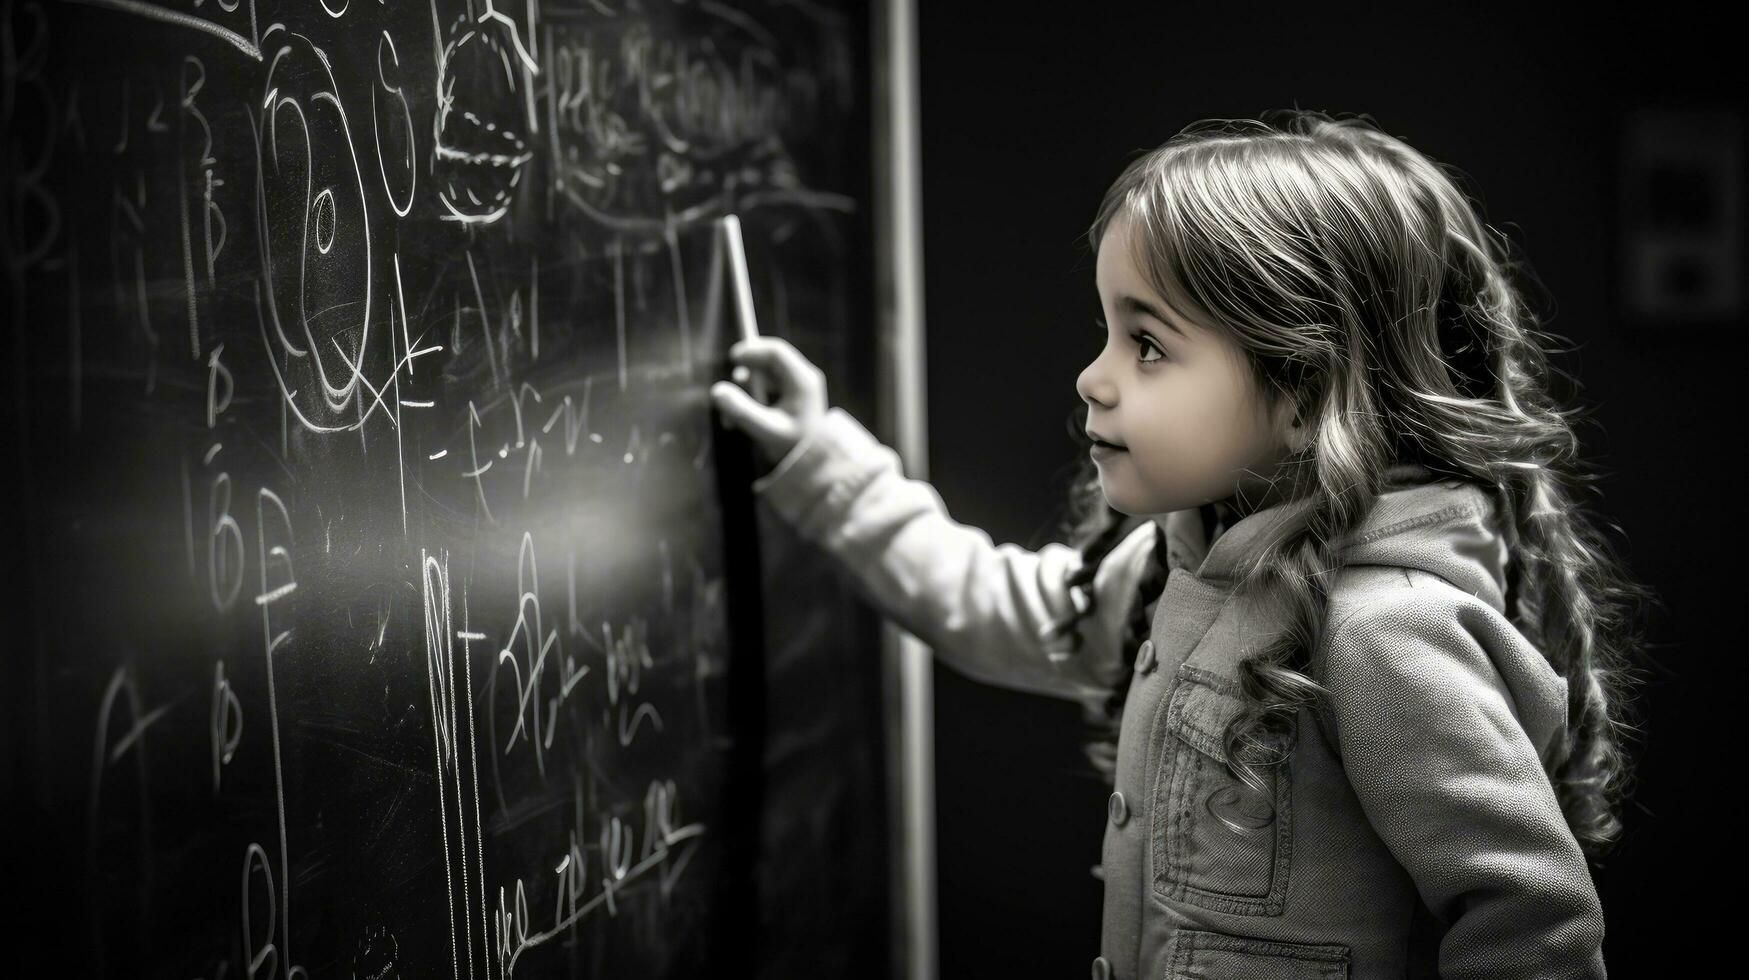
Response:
[1126,456,1181,512]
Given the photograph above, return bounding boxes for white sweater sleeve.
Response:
[748,406,1157,703]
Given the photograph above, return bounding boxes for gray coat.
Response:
[751,407,1606,979]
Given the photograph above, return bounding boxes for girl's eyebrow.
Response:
[1118,295,1189,338]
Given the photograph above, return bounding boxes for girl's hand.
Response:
[709,336,829,465]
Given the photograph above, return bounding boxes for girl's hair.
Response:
[1040,109,1659,860]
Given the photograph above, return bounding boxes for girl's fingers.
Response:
[726,337,826,418]
[730,337,821,387]
[727,338,779,364]
[765,340,824,389]
[709,381,761,432]
[710,381,790,450]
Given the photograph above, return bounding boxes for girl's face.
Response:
[1078,210,1298,518]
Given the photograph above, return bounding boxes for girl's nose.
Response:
[1077,359,1116,410]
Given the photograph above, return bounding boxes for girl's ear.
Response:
[1278,397,1313,455]
[1269,391,1306,451]
[1287,415,1310,454]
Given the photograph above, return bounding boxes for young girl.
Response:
[710,110,1651,980]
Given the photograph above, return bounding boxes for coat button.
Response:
[1135,639,1156,674]
[1108,790,1128,826]
[1091,955,1112,980]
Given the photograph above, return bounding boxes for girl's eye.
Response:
[1094,317,1166,364]
[1132,332,1166,364]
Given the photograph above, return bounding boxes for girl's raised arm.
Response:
[710,336,1154,703]
[749,406,1152,701]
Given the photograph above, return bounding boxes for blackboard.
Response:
[4,1,890,976]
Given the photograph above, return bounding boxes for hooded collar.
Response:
[1153,463,1512,614]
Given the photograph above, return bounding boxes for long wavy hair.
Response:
[1039,109,1658,860]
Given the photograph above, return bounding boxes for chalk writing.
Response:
[14,0,873,974]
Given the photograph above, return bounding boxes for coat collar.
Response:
[1152,463,1511,614]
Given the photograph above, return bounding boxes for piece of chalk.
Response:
[718,214,769,403]
[719,214,761,343]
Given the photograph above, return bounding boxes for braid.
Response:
[1036,500,1132,662]
[1081,522,1171,784]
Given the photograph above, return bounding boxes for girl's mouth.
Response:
[1090,440,1127,458]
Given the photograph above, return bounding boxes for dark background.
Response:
[917,4,1740,976]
